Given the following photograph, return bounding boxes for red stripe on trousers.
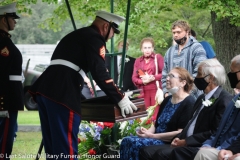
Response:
[68,111,74,160]
[1,118,9,160]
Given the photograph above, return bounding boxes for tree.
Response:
[3,1,237,91]
[180,0,240,93]
[33,0,213,55]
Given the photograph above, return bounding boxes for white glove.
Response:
[118,94,137,118]
[155,88,164,105]
[124,91,133,98]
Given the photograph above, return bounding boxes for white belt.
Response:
[9,75,22,81]
[50,59,80,71]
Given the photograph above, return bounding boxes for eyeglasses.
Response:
[167,74,180,79]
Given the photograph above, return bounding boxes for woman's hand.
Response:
[141,74,155,85]
[136,127,153,138]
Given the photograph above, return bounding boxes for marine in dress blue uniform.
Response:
[29,10,137,160]
[0,3,23,160]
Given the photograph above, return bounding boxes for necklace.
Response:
[144,58,151,73]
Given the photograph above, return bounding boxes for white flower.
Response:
[117,139,122,145]
[119,121,128,130]
[235,100,240,108]
[125,57,130,62]
[202,99,212,107]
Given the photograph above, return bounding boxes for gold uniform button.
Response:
[1,97,3,99]
[1,108,3,109]
[80,84,81,87]
[1,102,3,104]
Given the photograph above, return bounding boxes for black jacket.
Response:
[29,25,124,115]
[0,29,24,111]
[105,55,136,91]
[177,86,233,147]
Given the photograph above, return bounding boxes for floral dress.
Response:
[120,98,181,160]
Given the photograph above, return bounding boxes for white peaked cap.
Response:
[0,2,20,19]
[96,10,125,34]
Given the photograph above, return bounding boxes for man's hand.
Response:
[229,153,240,160]
[218,149,233,160]
[118,94,137,118]
[171,138,186,147]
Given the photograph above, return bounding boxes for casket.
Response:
[81,96,147,122]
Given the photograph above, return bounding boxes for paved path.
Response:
[18,125,41,132]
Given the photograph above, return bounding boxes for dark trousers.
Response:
[36,95,81,160]
[0,111,18,160]
[139,145,200,160]
[139,144,172,160]
[170,146,199,160]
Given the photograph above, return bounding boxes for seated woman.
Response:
[120,67,195,160]
[79,70,105,99]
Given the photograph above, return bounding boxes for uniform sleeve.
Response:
[191,43,207,78]
[84,35,124,104]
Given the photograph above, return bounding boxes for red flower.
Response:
[88,148,96,155]
[97,122,104,129]
[103,122,114,128]
[145,119,152,125]
[78,138,81,144]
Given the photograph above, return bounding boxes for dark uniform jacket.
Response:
[0,29,24,111]
[105,55,136,91]
[29,25,124,115]
[177,86,233,146]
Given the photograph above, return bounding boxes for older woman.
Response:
[132,37,164,120]
[120,67,195,160]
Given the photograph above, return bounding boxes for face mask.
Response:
[168,86,179,94]
[227,71,240,88]
[194,75,209,90]
[174,36,187,45]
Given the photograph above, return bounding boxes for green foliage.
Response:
[1,0,221,54]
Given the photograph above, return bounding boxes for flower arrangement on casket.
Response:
[77,104,157,160]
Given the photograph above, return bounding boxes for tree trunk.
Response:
[211,12,240,93]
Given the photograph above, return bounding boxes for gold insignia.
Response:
[99,46,106,59]
[1,47,9,57]
[105,79,113,83]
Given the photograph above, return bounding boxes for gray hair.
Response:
[197,59,226,86]
[231,55,240,66]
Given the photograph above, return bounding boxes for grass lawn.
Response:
[17,110,40,125]
[11,111,43,159]
[12,132,44,160]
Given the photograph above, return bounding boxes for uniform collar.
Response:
[140,53,155,61]
[0,29,11,38]
[90,24,101,35]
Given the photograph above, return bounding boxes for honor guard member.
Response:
[0,2,23,160]
[29,10,137,159]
